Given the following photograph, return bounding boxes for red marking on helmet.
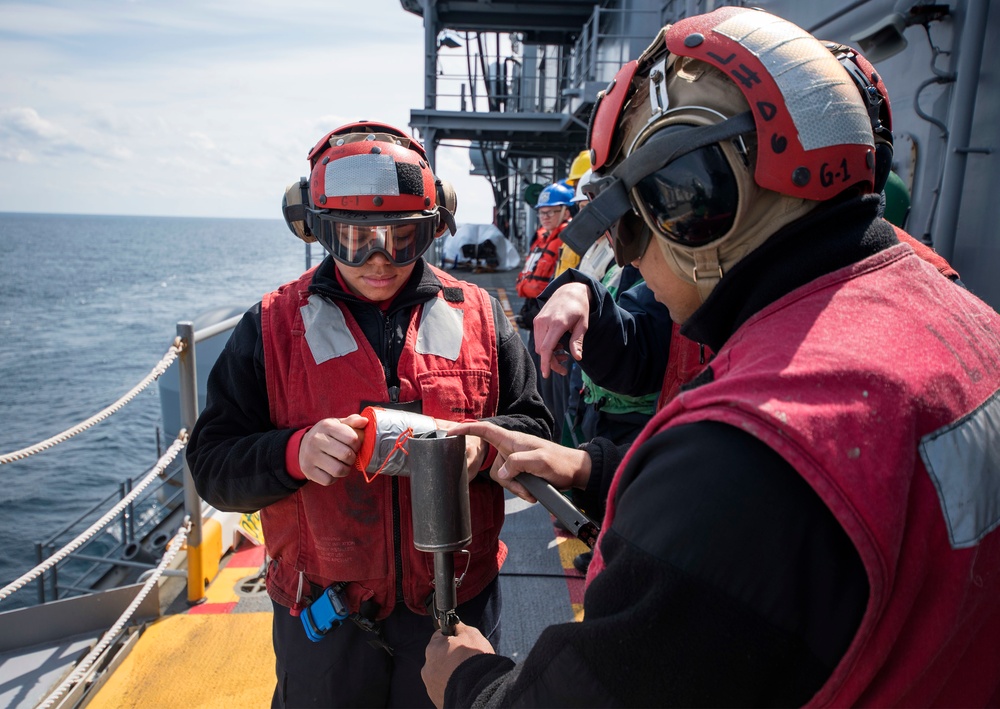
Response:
[590,60,639,170]
[665,8,876,200]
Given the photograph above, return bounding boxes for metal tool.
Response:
[518,473,600,548]
[406,430,471,635]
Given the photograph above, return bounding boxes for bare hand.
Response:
[533,282,590,377]
[447,420,591,501]
[297,414,368,485]
[422,622,496,709]
[434,419,490,478]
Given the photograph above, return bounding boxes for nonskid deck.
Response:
[86,490,586,707]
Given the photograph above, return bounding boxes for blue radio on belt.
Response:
[301,585,350,642]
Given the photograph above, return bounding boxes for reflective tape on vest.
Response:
[920,389,1000,549]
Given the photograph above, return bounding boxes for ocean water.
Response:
[0,213,309,604]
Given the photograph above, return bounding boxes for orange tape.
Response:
[355,406,380,475]
[354,406,419,482]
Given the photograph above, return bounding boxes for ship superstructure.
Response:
[405,0,998,308]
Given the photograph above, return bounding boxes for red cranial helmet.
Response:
[823,42,894,193]
[562,7,877,303]
[659,8,877,200]
[282,121,457,266]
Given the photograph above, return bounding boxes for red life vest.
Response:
[893,224,961,281]
[655,227,951,411]
[260,264,504,619]
[657,322,712,410]
[516,221,567,298]
[593,245,1000,705]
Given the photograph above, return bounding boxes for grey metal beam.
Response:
[930,0,990,261]
[410,109,576,135]
[401,0,595,38]
[409,109,587,156]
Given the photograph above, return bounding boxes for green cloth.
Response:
[580,266,658,416]
[883,171,911,228]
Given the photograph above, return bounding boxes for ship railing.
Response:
[0,338,182,465]
[36,520,190,709]
[0,434,189,605]
[31,472,186,604]
[567,6,665,91]
[0,317,239,609]
[0,320,247,706]
[429,6,663,116]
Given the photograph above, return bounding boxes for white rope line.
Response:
[37,519,190,709]
[0,338,185,465]
[0,433,188,602]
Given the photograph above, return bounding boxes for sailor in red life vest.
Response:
[514,181,574,306]
[425,8,1000,707]
[186,121,552,708]
[515,181,576,441]
[529,37,961,421]
[504,33,967,592]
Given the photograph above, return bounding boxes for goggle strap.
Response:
[438,206,457,236]
[616,111,754,190]
[560,181,632,255]
[560,111,754,255]
[283,201,308,224]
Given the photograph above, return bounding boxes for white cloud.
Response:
[0,0,499,223]
[0,106,72,158]
[0,106,65,141]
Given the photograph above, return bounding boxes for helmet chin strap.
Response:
[691,248,725,303]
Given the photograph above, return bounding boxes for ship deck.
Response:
[85,493,585,707]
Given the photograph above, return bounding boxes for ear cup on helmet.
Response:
[282,177,317,243]
[435,178,458,236]
[824,41,894,196]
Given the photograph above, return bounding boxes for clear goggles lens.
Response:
[311,212,437,266]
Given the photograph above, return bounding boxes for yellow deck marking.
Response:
[89,613,274,708]
[202,565,250,605]
[554,534,588,569]
[554,535,588,621]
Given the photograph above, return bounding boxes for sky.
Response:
[0,0,498,222]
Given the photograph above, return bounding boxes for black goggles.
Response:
[559,112,754,264]
[309,210,438,266]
